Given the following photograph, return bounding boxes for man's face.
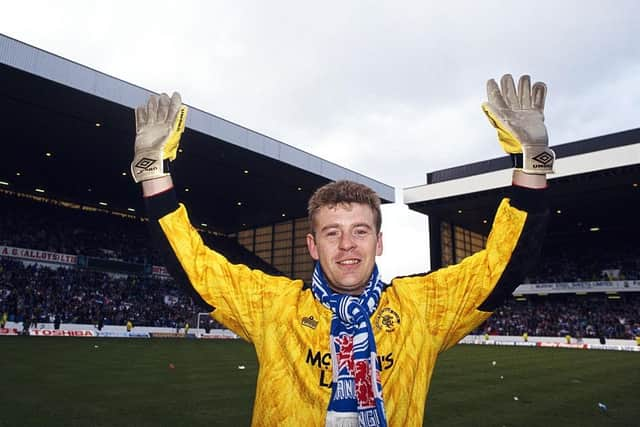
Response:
[306,202,383,295]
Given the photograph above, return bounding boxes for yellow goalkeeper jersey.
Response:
[156,197,536,426]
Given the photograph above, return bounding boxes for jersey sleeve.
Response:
[145,189,299,344]
[423,186,548,351]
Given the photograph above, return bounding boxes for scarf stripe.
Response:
[311,263,388,427]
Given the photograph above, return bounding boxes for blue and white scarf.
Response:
[311,263,388,427]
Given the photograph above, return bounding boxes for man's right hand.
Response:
[131,92,187,183]
[481,74,555,175]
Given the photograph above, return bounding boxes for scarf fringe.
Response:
[326,411,359,427]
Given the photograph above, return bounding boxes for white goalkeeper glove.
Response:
[131,92,188,183]
[481,74,555,174]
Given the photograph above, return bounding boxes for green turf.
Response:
[0,338,638,426]
[426,345,639,427]
[0,337,258,427]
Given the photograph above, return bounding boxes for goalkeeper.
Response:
[133,74,552,426]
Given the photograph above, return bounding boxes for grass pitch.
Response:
[0,337,638,426]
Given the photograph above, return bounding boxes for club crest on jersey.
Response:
[301,315,318,329]
[375,307,400,332]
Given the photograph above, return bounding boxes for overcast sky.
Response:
[2,1,639,280]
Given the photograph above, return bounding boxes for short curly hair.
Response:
[307,180,382,233]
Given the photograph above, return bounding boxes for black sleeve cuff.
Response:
[507,185,548,214]
[144,187,179,221]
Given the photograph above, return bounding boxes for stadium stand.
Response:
[0,192,283,274]
[474,293,640,339]
[0,191,159,264]
[472,238,640,339]
[0,257,195,327]
[404,126,639,343]
[0,192,283,329]
[527,236,639,283]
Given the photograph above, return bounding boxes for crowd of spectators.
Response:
[0,258,219,329]
[0,195,160,265]
[0,194,281,330]
[475,235,640,340]
[474,294,640,339]
[527,235,640,283]
[0,194,281,275]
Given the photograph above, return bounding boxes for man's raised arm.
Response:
[128,92,215,310]
[474,73,553,311]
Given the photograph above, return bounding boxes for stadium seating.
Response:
[474,293,640,339]
[0,194,272,329]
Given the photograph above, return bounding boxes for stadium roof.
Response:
[0,34,394,234]
[404,128,640,237]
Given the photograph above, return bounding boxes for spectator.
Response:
[475,293,639,339]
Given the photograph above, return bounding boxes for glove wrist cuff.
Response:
[514,147,555,175]
[131,152,171,183]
